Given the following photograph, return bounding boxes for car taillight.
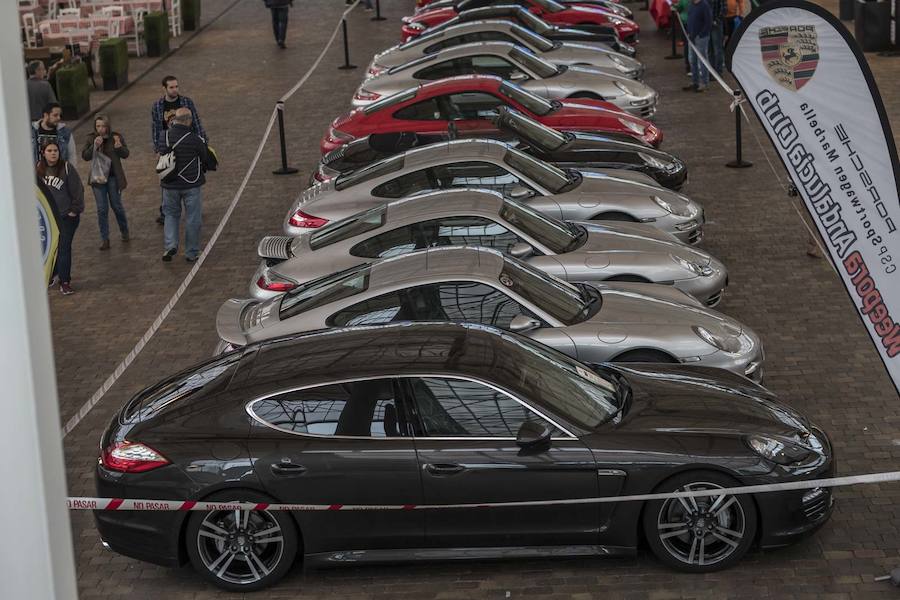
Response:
[289,209,328,229]
[101,441,170,473]
[256,271,297,292]
[329,128,354,143]
[354,89,381,101]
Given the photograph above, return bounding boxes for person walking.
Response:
[683,0,713,93]
[675,0,691,77]
[709,0,727,75]
[724,0,745,45]
[26,61,57,122]
[151,76,207,224]
[158,108,211,263]
[263,0,293,48]
[31,102,76,164]
[36,141,84,295]
[81,115,130,250]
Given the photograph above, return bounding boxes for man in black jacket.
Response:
[263,0,293,49]
[158,108,210,262]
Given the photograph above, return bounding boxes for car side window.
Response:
[431,161,524,195]
[470,55,521,78]
[445,92,504,120]
[413,58,474,81]
[408,281,535,328]
[328,291,405,327]
[371,168,435,198]
[393,98,442,121]
[350,224,421,258]
[430,216,522,250]
[406,377,562,438]
[249,379,411,438]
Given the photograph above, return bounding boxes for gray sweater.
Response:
[40,162,85,217]
[27,78,57,122]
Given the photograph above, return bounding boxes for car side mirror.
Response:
[509,314,541,333]
[508,185,532,200]
[516,419,552,450]
[509,70,528,81]
[508,242,534,259]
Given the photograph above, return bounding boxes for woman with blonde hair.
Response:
[37,141,84,294]
[82,114,130,250]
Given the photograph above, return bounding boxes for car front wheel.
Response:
[643,470,757,572]
[185,490,299,592]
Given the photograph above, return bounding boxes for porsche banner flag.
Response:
[36,183,60,286]
[727,1,900,393]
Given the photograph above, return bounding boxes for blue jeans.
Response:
[270,7,288,44]
[162,186,202,259]
[690,35,710,87]
[55,214,79,283]
[709,20,725,74]
[92,176,129,241]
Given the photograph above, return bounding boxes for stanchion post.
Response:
[372,0,386,21]
[272,102,299,175]
[338,18,357,70]
[665,17,683,59]
[640,0,649,11]
[726,90,753,169]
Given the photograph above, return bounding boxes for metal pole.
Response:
[0,1,78,598]
[272,102,299,175]
[726,90,754,169]
[372,0,386,21]
[337,18,357,70]
[665,17,683,59]
[641,0,649,11]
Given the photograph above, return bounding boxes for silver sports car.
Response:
[217,246,763,381]
[353,43,656,118]
[367,20,643,79]
[257,188,726,305]
[284,138,705,244]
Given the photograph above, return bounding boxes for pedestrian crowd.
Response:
[675,0,747,92]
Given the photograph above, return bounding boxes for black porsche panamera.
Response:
[95,322,833,591]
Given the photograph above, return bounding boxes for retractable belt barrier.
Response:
[68,469,900,511]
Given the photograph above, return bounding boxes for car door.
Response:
[402,375,601,547]
[246,378,424,553]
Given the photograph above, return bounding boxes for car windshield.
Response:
[494,328,619,428]
[498,81,554,116]
[498,256,590,325]
[280,264,371,320]
[509,46,559,78]
[500,199,583,254]
[363,87,418,115]
[309,206,387,251]
[334,154,404,191]
[503,147,570,193]
[498,109,567,151]
[511,24,555,52]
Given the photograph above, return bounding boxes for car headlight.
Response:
[638,152,674,171]
[651,195,694,218]
[692,325,743,353]
[746,434,812,465]
[608,53,625,65]
[618,118,645,135]
[671,254,714,277]
[613,80,631,94]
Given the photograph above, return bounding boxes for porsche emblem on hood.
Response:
[759,25,819,91]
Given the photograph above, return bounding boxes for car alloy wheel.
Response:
[186,491,298,591]
[643,471,757,572]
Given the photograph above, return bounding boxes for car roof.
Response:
[368,246,505,290]
[402,138,510,168]
[417,74,503,97]
[386,188,505,222]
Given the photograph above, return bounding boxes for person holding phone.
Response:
[82,115,130,250]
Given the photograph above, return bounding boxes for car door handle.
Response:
[270,462,307,476]
[424,463,465,475]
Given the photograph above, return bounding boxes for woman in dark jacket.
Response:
[37,141,84,295]
[81,114,130,250]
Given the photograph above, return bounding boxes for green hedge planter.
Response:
[99,37,129,91]
[56,62,90,120]
[182,0,201,31]
[144,11,170,57]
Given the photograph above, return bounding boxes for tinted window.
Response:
[393,98,442,121]
[250,379,410,437]
[413,58,473,80]
[372,168,435,198]
[363,87,417,115]
[444,92,504,120]
[410,281,530,328]
[499,257,587,324]
[329,291,404,327]
[334,154,404,191]
[309,206,386,251]
[279,265,370,320]
[431,161,528,196]
[350,224,420,258]
[349,217,520,259]
[470,55,521,79]
[409,377,562,437]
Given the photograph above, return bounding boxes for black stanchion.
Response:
[640,0,649,11]
[372,0,386,21]
[272,102,299,175]
[726,91,753,169]
[338,18,357,70]
[665,19,683,59]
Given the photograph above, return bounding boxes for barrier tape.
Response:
[68,469,900,511]
[61,0,363,439]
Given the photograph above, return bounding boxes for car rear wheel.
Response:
[643,470,757,572]
[185,490,299,592]
[590,211,638,221]
[612,349,676,362]
[568,91,605,101]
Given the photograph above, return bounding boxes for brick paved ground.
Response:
[51,0,900,597]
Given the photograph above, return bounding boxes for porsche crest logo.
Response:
[759,25,819,91]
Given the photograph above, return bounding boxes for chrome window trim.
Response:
[245,373,578,440]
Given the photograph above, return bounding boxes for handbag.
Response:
[90,148,112,185]
[156,130,191,181]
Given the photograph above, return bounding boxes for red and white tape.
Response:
[68,469,900,511]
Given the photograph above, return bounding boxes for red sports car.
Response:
[320,76,661,154]
[402,0,639,43]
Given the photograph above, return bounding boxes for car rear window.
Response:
[279,265,372,320]
[309,206,387,251]
[335,154,405,191]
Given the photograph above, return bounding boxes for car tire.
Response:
[590,212,638,222]
[568,92,605,101]
[185,489,299,592]
[643,470,757,572]
[612,349,676,362]
[603,274,650,283]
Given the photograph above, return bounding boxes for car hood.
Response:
[596,363,811,438]
[574,222,711,263]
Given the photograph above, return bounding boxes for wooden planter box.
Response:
[144,11,170,57]
[99,37,129,90]
[56,62,90,120]
[182,0,201,31]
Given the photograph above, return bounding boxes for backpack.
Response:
[155,130,191,181]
